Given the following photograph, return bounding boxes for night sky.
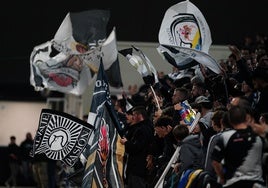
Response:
[1,0,267,58]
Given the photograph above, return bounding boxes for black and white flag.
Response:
[31,109,94,167]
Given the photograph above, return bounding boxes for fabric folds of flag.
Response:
[81,60,124,188]
[30,10,123,95]
[80,27,124,88]
[53,9,110,53]
[30,41,92,95]
[119,45,158,86]
[103,28,124,88]
[157,44,221,74]
[119,45,161,108]
[157,0,222,74]
[31,109,94,167]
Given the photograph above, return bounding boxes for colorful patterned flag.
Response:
[81,60,124,188]
[177,100,201,132]
[31,109,94,167]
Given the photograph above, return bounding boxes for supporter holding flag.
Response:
[81,60,125,188]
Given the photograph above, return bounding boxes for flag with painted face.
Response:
[30,41,92,95]
[81,60,124,188]
[30,109,94,167]
[157,0,222,74]
[30,10,123,95]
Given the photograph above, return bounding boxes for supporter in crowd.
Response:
[20,132,34,186]
[5,136,21,188]
[172,124,204,179]
[153,87,191,127]
[194,96,216,157]
[251,67,268,119]
[114,97,128,130]
[228,45,253,84]
[204,110,228,185]
[211,106,265,187]
[251,112,268,185]
[190,82,209,102]
[147,115,177,187]
[20,33,267,187]
[120,106,154,188]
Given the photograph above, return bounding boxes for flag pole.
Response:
[150,85,160,110]
[154,146,181,188]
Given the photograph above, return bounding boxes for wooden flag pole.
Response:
[150,85,160,110]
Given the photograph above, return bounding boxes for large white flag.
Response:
[30,26,121,95]
[158,0,222,74]
[30,10,123,95]
[158,0,211,53]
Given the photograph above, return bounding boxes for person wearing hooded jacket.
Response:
[172,125,204,178]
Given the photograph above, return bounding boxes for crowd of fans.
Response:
[115,34,268,188]
[3,34,267,188]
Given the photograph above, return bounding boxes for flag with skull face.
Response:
[30,10,123,95]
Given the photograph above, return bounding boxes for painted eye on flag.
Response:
[170,14,201,50]
[158,0,212,54]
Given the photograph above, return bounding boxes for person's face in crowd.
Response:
[252,79,261,90]
[241,49,251,60]
[241,81,252,93]
[258,55,268,67]
[212,120,221,132]
[10,137,16,144]
[191,124,200,134]
[227,97,240,109]
[228,56,236,66]
[126,113,134,125]
[154,126,169,138]
[172,90,184,104]
[191,85,199,97]
[259,114,267,124]
[132,111,142,124]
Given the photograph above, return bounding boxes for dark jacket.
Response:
[124,120,154,177]
[20,139,33,161]
[154,131,177,172]
[8,143,21,163]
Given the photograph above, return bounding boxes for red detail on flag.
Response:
[49,73,73,87]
